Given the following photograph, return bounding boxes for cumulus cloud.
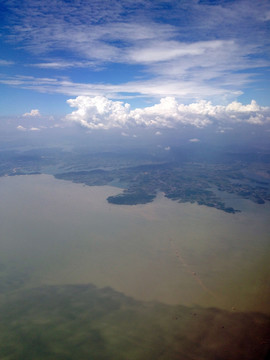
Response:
[65,96,270,130]
[226,100,260,112]
[189,138,200,142]
[17,125,27,131]
[17,125,40,131]
[23,109,41,117]
[66,96,130,129]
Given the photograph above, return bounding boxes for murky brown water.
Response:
[0,174,269,314]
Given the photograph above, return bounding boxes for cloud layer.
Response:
[66,96,270,130]
[1,0,269,104]
[0,74,242,101]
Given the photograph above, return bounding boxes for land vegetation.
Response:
[1,146,269,213]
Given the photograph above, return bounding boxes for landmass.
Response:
[0,147,270,213]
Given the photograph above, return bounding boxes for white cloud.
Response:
[127,40,231,64]
[0,74,242,101]
[65,96,270,130]
[226,100,260,112]
[0,59,14,66]
[30,60,98,69]
[66,96,130,129]
[3,0,269,104]
[189,138,200,142]
[130,97,182,127]
[22,109,41,117]
[17,125,26,131]
[17,125,41,131]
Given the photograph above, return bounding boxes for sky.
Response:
[0,0,270,133]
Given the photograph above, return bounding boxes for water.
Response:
[0,174,269,314]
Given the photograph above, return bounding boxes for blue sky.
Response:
[0,0,269,131]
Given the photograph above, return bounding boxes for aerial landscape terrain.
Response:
[0,134,269,359]
[1,143,270,212]
[0,0,270,359]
